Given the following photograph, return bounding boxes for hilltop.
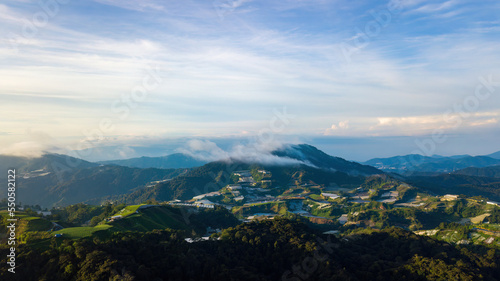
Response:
[0,153,186,207]
[98,153,207,169]
[116,144,383,204]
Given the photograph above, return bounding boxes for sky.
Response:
[1,0,500,161]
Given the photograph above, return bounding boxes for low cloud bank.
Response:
[179,139,314,167]
[0,141,53,158]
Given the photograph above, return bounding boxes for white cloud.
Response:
[1,0,500,152]
[324,120,350,135]
[91,0,167,12]
[213,0,253,15]
[180,140,230,161]
[338,120,349,129]
[369,112,500,135]
[0,4,27,24]
[410,0,457,14]
[0,141,49,158]
[179,139,313,166]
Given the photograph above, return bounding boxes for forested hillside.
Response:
[1,218,498,280]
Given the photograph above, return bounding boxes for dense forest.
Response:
[1,218,498,280]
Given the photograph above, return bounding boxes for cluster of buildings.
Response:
[173,170,277,208]
[22,169,51,179]
[228,170,276,203]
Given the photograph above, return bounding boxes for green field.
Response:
[110,204,145,218]
[110,206,190,232]
[53,224,112,239]
[308,194,324,201]
[0,205,196,243]
[25,217,53,232]
[0,211,53,236]
[470,213,490,224]
[52,205,193,238]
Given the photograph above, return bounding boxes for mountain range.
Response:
[363,154,500,175]
[116,144,382,204]
[273,144,381,176]
[98,153,207,169]
[487,150,500,159]
[0,153,98,175]
[98,144,381,175]
[0,154,186,207]
[0,144,381,207]
[2,144,500,208]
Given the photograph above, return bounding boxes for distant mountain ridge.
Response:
[273,144,382,176]
[17,164,185,208]
[117,144,382,204]
[0,153,98,175]
[102,143,382,176]
[0,145,381,207]
[364,154,500,175]
[0,154,186,208]
[98,153,207,169]
[488,150,500,159]
[5,144,498,208]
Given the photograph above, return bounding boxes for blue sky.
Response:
[1,0,500,161]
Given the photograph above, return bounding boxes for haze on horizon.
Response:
[1,0,500,161]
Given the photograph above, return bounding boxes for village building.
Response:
[442,194,459,201]
[193,191,221,200]
[487,201,500,207]
[322,193,341,199]
[227,185,242,190]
